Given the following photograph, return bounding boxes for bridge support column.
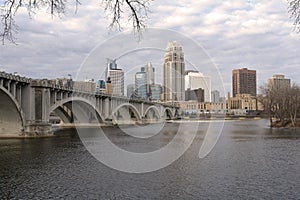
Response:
[11,82,16,97]
[140,103,145,123]
[103,97,111,123]
[23,87,53,137]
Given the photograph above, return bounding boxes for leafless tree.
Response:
[287,84,300,127]
[258,84,276,126]
[0,0,152,43]
[259,83,300,127]
[288,0,300,32]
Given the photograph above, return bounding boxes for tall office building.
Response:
[141,62,155,96]
[127,84,135,98]
[268,74,291,91]
[150,84,163,100]
[163,41,185,102]
[185,71,211,102]
[211,90,220,103]
[105,59,124,96]
[134,64,162,100]
[232,68,256,97]
[135,71,148,98]
[141,62,155,85]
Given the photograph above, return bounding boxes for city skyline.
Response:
[0,1,299,94]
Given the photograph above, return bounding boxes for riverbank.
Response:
[0,133,56,139]
[182,115,264,120]
[271,118,300,128]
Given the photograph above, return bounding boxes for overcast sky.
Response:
[1,0,299,96]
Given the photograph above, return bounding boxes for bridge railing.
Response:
[0,75,178,109]
[0,71,31,83]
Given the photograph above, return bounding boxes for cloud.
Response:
[148,0,300,93]
[0,0,299,96]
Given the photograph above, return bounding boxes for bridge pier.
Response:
[24,121,53,137]
[22,84,54,136]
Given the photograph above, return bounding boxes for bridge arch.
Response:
[49,97,104,124]
[111,103,142,124]
[0,86,25,135]
[163,108,174,120]
[144,106,161,122]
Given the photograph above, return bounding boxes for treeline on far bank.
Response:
[258,84,300,128]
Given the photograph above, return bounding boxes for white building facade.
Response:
[185,71,211,102]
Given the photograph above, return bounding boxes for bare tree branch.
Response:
[288,0,300,32]
[101,0,151,38]
[1,0,152,44]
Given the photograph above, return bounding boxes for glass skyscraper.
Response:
[135,72,148,98]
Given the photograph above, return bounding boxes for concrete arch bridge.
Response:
[0,72,179,137]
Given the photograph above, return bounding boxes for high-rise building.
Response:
[232,68,256,97]
[135,71,148,98]
[141,62,155,96]
[211,90,220,103]
[141,62,155,85]
[163,41,185,102]
[268,74,291,91]
[105,59,124,96]
[134,64,162,100]
[127,84,135,98]
[185,71,211,102]
[150,84,162,100]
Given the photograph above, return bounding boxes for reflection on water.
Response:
[0,119,299,199]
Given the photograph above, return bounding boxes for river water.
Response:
[0,119,299,199]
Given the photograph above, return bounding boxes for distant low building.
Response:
[52,78,73,89]
[73,81,96,93]
[96,80,106,93]
[227,93,263,115]
[219,97,226,103]
[179,101,226,115]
